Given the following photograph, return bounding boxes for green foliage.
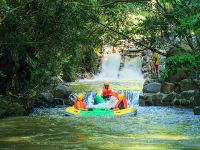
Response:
[158,68,168,81]
[0,0,138,94]
[159,51,200,81]
[166,51,199,73]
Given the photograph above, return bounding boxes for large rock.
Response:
[50,76,63,86]
[38,92,54,103]
[139,93,162,106]
[144,79,158,86]
[143,82,161,93]
[161,82,175,94]
[139,94,153,106]
[179,79,197,91]
[193,106,200,115]
[151,93,163,106]
[53,83,70,99]
[179,99,191,107]
[176,90,195,107]
[180,90,195,100]
[194,90,200,106]
[162,92,176,105]
[168,71,188,82]
[142,66,148,73]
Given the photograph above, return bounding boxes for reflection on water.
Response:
[0,106,200,149]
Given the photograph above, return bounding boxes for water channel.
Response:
[0,51,200,150]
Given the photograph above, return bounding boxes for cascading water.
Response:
[91,52,144,81]
[94,52,121,80]
[75,48,144,107]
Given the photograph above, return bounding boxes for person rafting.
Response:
[152,50,159,76]
[94,91,105,105]
[73,93,87,110]
[114,94,128,110]
[102,82,113,100]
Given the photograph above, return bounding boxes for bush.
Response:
[159,51,200,81]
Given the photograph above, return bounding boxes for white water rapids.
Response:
[77,48,144,108]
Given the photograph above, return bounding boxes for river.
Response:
[0,106,200,149]
[0,52,200,149]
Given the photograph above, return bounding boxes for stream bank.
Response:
[140,50,200,115]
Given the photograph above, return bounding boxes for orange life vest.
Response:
[114,96,128,110]
[74,98,86,110]
[102,87,112,97]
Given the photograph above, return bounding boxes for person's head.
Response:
[77,93,84,100]
[104,82,110,89]
[118,94,124,99]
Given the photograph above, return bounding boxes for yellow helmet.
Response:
[77,93,84,100]
[104,82,109,86]
[118,94,124,99]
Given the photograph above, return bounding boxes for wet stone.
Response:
[143,82,161,93]
[193,106,200,115]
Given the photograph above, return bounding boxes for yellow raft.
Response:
[65,106,137,116]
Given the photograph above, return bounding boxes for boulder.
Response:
[180,99,192,107]
[162,92,176,105]
[50,76,63,86]
[174,83,181,94]
[168,71,188,82]
[194,90,200,106]
[161,82,175,94]
[142,66,148,73]
[144,79,158,86]
[151,93,163,106]
[145,99,153,106]
[82,72,94,79]
[143,56,148,61]
[139,94,153,106]
[142,50,147,56]
[142,61,147,67]
[174,99,181,106]
[180,90,195,100]
[53,83,71,99]
[179,79,197,91]
[143,73,149,79]
[38,92,54,103]
[194,79,200,87]
[139,99,145,106]
[143,82,161,93]
[193,106,200,115]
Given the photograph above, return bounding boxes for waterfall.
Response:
[94,52,121,80]
[80,52,144,81]
[68,90,142,108]
[75,46,144,107]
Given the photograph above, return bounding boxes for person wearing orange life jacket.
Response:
[73,93,87,110]
[102,82,113,100]
[114,94,128,110]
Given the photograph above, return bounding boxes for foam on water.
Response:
[79,51,144,82]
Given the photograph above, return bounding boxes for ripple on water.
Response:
[1,106,200,149]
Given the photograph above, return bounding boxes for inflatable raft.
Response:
[65,106,137,116]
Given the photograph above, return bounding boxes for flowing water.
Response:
[0,52,200,150]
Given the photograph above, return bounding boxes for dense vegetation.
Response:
[0,0,199,112]
[133,0,200,81]
[0,0,136,96]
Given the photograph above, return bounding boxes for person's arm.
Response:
[76,102,81,110]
